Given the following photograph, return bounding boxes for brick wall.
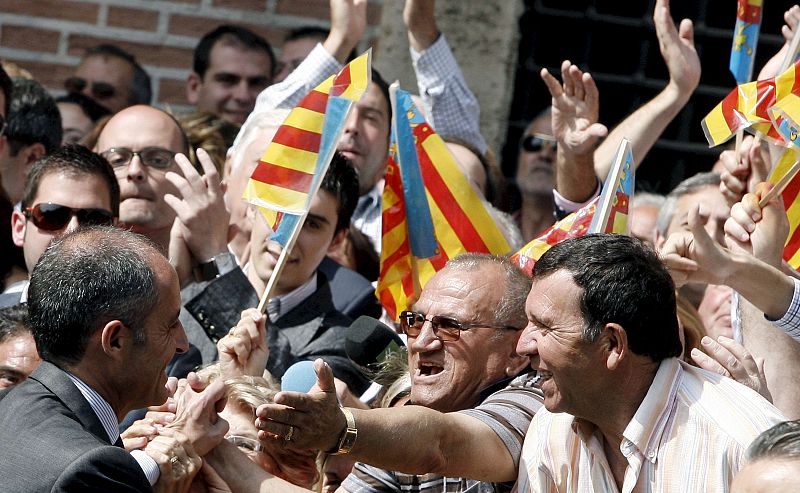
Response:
[0,0,383,107]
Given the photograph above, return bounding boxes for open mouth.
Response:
[533,370,552,388]
[417,362,444,376]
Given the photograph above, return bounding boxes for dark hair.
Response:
[285,26,329,43]
[371,68,391,132]
[55,92,112,122]
[193,25,275,79]
[0,304,30,344]
[533,234,682,361]
[27,226,159,367]
[6,78,62,156]
[320,151,359,234]
[21,144,120,217]
[85,44,152,106]
[0,65,12,116]
[747,420,800,462]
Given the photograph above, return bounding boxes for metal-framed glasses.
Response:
[399,310,518,342]
[101,147,176,169]
[225,435,264,453]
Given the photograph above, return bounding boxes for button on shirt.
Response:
[517,358,785,493]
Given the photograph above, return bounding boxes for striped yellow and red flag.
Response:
[764,147,800,268]
[243,51,370,230]
[702,60,800,147]
[376,87,510,319]
[510,199,598,276]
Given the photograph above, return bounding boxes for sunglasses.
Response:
[64,76,117,101]
[520,133,557,153]
[399,310,518,342]
[100,147,176,170]
[24,203,114,232]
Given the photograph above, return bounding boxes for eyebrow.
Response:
[307,212,330,225]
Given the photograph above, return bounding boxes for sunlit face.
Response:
[249,189,342,296]
[338,83,390,195]
[664,185,729,246]
[408,264,523,412]
[516,114,555,196]
[0,333,41,388]
[12,172,114,273]
[630,203,660,248]
[95,105,185,236]
[697,284,733,340]
[57,102,94,145]
[516,269,608,416]
[187,43,272,125]
[124,257,187,411]
[73,55,134,113]
[732,459,800,493]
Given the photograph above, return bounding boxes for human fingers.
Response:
[690,346,730,377]
[715,335,760,377]
[567,64,584,100]
[540,68,563,99]
[560,60,574,97]
[196,148,222,190]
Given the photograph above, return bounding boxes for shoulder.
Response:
[53,445,151,492]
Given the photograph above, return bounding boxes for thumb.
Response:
[679,18,694,44]
[312,358,336,393]
[688,204,715,250]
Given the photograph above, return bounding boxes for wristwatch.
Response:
[193,252,235,282]
[329,407,358,455]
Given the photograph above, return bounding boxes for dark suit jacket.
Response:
[182,268,369,393]
[0,361,151,492]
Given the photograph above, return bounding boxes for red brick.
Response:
[107,6,160,31]
[10,59,75,91]
[168,14,287,47]
[68,34,195,70]
[158,78,189,105]
[275,0,382,25]
[211,0,266,11]
[0,0,98,23]
[1,25,61,53]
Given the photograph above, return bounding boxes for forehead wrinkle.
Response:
[416,267,500,321]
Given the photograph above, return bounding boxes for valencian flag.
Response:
[702,59,800,147]
[730,0,763,84]
[243,51,371,244]
[511,139,635,276]
[377,85,510,319]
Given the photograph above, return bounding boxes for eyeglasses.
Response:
[520,133,557,153]
[100,147,176,170]
[64,76,116,101]
[399,310,518,342]
[24,203,114,231]
[226,435,263,453]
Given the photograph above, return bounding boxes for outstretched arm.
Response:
[594,0,700,178]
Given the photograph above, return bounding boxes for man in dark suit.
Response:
[0,226,228,492]
[183,152,370,393]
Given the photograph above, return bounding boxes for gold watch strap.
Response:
[332,407,358,455]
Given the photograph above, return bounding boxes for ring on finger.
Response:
[284,425,295,442]
[170,456,179,466]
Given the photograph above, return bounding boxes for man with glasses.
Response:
[68,44,152,113]
[207,254,543,493]
[2,145,118,308]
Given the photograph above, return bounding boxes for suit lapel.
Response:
[29,361,114,444]
[275,274,336,352]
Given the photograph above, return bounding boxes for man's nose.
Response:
[64,214,81,233]
[516,324,539,357]
[127,154,146,182]
[174,320,189,354]
[409,321,443,353]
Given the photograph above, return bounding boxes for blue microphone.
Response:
[280,360,318,393]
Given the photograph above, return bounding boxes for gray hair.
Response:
[632,191,666,210]
[445,253,531,329]
[746,420,800,462]
[27,226,160,366]
[656,172,720,236]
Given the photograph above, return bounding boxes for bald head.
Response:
[94,105,188,245]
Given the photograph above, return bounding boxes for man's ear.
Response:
[601,323,628,371]
[186,73,201,105]
[327,227,348,253]
[99,320,127,359]
[24,143,45,165]
[11,209,26,248]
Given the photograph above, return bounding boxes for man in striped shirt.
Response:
[515,234,785,493]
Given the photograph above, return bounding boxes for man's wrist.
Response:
[326,407,357,455]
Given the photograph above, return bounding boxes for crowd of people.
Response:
[1,0,800,491]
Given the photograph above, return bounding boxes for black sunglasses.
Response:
[100,147,176,170]
[399,310,518,342]
[520,133,557,153]
[24,203,114,232]
[64,76,116,100]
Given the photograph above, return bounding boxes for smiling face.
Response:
[407,264,523,412]
[95,105,184,237]
[337,82,390,196]
[187,42,272,125]
[248,189,343,296]
[516,269,608,416]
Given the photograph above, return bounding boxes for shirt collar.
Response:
[570,358,681,464]
[65,371,120,444]
[272,272,318,321]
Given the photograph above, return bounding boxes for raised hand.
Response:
[403,0,439,52]
[217,308,269,378]
[324,0,368,63]
[717,137,770,207]
[724,182,789,267]
[654,0,700,98]
[165,375,229,456]
[691,335,772,402]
